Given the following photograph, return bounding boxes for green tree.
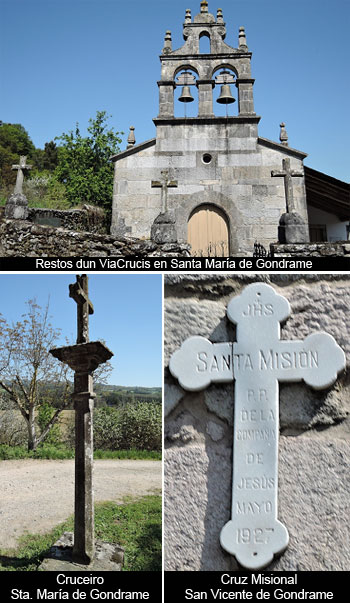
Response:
[0,122,36,190]
[0,299,111,451]
[54,111,122,211]
[43,141,59,171]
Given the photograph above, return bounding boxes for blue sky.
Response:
[1,0,349,181]
[0,274,162,387]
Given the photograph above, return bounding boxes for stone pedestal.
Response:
[5,192,29,220]
[278,212,310,244]
[50,341,113,565]
[39,532,124,571]
[151,210,177,243]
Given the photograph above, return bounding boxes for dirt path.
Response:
[0,459,161,550]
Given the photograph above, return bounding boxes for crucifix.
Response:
[50,275,113,565]
[151,170,178,213]
[69,274,94,344]
[12,155,32,195]
[169,283,345,570]
[271,158,303,213]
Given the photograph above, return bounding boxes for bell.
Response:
[217,83,235,105]
[178,85,194,103]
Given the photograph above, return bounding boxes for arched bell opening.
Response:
[187,203,230,257]
[212,66,238,117]
[199,31,211,54]
[174,68,199,118]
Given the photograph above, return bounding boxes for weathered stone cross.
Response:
[12,155,32,194]
[50,275,113,565]
[271,158,303,213]
[69,274,94,344]
[169,283,345,570]
[151,170,178,212]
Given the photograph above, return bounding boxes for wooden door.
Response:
[188,205,229,256]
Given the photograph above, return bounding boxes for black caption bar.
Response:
[165,571,347,602]
[0,257,349,272]
[2,571,161,602]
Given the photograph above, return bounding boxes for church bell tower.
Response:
[111,1,309,255]
[155,0,258,127]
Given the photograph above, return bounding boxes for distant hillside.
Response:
[1,382,162,410]
[94,384,162,407]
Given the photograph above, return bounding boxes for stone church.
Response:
[110,1,349,256]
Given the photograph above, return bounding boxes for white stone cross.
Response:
[169,283,346,570]
[12,155,32,195]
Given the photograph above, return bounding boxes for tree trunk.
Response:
[27,405,38,451]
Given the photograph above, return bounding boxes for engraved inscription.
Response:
[196,351,231,372]
[242,303,274,317]
[241,409,275,421]
[237,528,274,544]
[236,501,272,515]
[195,349,320,374]
[247,389,268,403]
[236,428,276,441]
[259,349,318,370]
[246,453,264,464]
[237,476,275,490]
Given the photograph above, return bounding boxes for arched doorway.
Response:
[187,204,230,256]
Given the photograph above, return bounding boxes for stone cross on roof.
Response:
[151,170,178,213]
[12,155,32,195]
[271,158,303,213]
[69,275,94,344]
[169,283,345,570]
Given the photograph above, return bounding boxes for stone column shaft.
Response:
[236,80,255,115]
[158,82,175,117]
[72,372,95,564]
[197,80,214,116]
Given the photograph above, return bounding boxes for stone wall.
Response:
[271,242,350,257]
[0,220,190,257]
[28,205,108,234]
[164,274,350,571]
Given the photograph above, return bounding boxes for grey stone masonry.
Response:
[111,3,309,254]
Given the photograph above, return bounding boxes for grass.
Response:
[0,444,161,461]
[0,495,162,572]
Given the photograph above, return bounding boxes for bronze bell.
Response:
[178,85,194,103]
[217,83,235,105]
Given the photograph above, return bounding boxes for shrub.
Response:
[37,400,62,446]
[93,407,121,450]
[93,402,161,451]
[118,402,162,451]
[0,410,28,446]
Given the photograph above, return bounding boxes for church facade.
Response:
[110,1,349,256]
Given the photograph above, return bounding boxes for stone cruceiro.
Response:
[169,283,346,570]
[48,275,115,568]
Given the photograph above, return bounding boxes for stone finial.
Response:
[162,30,172,54]
[239,26,248,48]
[279,122,289,146]
[185,9,192,24]
[217,8,224,24]
[127,126,136,149]
[201,0,209,13]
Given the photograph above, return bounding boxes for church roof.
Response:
[110,138,156,162]
[258,137,308,160]
[305,167,350,221]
